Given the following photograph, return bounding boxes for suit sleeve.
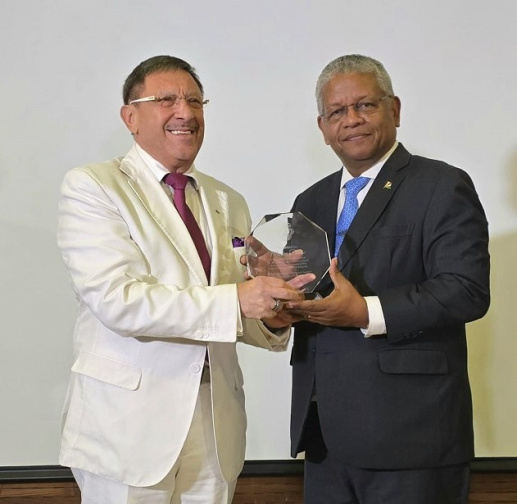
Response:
[239,320,290,352]
[57,167,240,342]
[379,168,490,342]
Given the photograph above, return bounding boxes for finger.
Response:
[286,307,319,323]
[288,273,316,290]
[274,309,305,325]
[262,309,300,328]
[286,299,317,311]
[259,301,280,319]
[284,307,306,319]
[286,297,329,315]
[286,249,304,262]
[251,277,305,302]
[245,236,269,256]
[328,257,339,279]
[328,257,346,287]
[274,288,306,302]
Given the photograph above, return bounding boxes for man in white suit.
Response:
[57,55,308,504]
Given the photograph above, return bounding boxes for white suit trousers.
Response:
[72,383,237,504]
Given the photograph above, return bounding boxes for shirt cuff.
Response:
[361,296,386,337]
[236,300,243,336]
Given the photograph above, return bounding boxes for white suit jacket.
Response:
[57,146,288,487]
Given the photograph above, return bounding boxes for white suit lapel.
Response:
[195,170,230,286]
[119,147,208,285]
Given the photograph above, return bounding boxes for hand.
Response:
[259,272,315,329]
[261,305,306,330]
[286,258,369,328]
[237,273,315,320]
[242,236,304,282]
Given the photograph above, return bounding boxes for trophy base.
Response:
[304,292,322,300]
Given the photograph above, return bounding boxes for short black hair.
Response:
[122,55,204,104]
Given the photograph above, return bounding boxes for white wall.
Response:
[1,0,516,465]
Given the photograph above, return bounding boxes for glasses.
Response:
[129,94,209,110]
[321,95,392,123]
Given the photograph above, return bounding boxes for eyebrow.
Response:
[327,94,371,105]
[152,91,203,97]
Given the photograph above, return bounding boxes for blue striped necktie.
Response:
[334,176,369,256]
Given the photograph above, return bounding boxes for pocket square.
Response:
[232,237,245,248]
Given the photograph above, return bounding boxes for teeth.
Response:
[168,130,192,135]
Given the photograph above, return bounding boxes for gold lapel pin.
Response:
[383,181,392,190]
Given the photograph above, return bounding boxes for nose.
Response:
[343,106,364,126]
[173,97,196,119]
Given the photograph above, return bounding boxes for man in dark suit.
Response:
[284,54,490,503]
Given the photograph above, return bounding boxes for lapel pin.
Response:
[383,181,392,190]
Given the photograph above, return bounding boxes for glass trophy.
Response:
[245,212,331,299]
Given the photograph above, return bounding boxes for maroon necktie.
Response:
[164,173,211,281]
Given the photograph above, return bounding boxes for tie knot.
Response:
[164,172,190,191]
[345,176,369,196]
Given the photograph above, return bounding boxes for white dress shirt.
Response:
[338,142,399,337]
[135,144,213,255]
[134,144,245,334]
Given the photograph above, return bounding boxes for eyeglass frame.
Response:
[129,94,209,109]
[320,95,393,123]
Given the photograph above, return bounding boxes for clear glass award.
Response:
[245,212,331,299]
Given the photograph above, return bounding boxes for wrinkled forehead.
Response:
[323,72,382,100]
[140,70,203,97]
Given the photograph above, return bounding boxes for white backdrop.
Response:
[1,0,516,465]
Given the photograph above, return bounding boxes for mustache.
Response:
[165,120,198,130]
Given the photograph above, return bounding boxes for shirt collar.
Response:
[134,143,200,190]
[340,141,398,188]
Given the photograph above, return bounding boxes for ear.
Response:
[391,96,402,128]
[120,105,138,134]
[317,115,331,146]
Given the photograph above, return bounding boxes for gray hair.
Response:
[122,55,204,105]
[315,54,394,115]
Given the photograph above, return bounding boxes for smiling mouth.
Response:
[166,129,194,135]
[345,133,369,141]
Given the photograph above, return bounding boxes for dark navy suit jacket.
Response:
[290,143,490,469]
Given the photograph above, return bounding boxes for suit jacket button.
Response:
[191,364,201,374]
